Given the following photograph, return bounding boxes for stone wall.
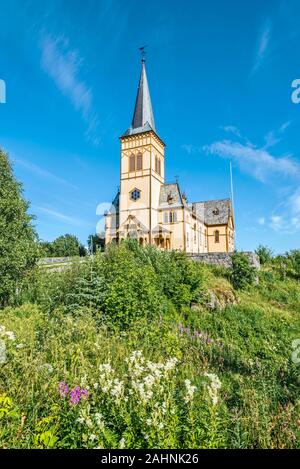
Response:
[188,252,260,269]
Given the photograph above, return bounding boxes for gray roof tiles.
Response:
[122,61,156,137]
[159,183,183,208]
[158,183,232,226]
[190,199,231,225]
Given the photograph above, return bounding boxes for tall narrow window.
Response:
[164,212,168,223]
[214,230,220,243]
[136,153,143,171]
[169,211,177,223]
[205,230,207,247]
[129,154,135,172]
[155,156,161,175]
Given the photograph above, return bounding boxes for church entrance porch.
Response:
[154,236,171,250]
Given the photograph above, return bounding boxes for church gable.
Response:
[159,183,183,208]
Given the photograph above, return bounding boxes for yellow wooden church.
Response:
[105,58,235,253]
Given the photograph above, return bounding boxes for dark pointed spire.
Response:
[131,57,156,132]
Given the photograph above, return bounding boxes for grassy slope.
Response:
[0,251,299,449]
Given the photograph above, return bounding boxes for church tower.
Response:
[118,56,165,244]
[105,54,235,253]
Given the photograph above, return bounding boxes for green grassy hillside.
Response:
[0,242,299,448]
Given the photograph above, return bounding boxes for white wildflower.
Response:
[77,417,85,424]
[86,418,93,428]
[94,412,105,430]
[5,331,15,341]
[0,340,7,364]
[89,434,97,441]
[146,418,152,426]
[203,372,222,406]
[39,363,54,374]
[119,437,126,449]
[184,379,197,403]
[16,343,24,349]
[99,363,113,374]
[157,422,164,430]
[110,379,123,398]
[164,357,178,371]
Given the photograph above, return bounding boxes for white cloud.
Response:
[221,125,242,138]
[199,126,300,234]
[279,121,291,133]
[35,206,85,226]
[16,158,77,189]
[252,19,272,73]
[289,189,300,215]
[181,144,198,154]
[203,140,300,183]
[263,121,292,149]
[40,33,100,146]
[270,215,282,231]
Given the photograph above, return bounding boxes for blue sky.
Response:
[1,0,300,253]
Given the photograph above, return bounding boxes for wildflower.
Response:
[77,417,85,424]
[58,381,69,397]
[146,418,152,426]
[0,340,7,364]
[110,379,123,399]
[16,343,24,349]
[86,418,93,428]
[99,363,113,374]
[184,379,197,403]
[157,422,164,430]
[69,386,81,405]
[94,412,105,430]
[164,357,178,371]
[81,389,89,400]
[40,363,53,374]
[89,434,97,442]
[203,372,222,406]
[119,437,126,449]
[5,331,15,341]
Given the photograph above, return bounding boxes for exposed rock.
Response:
[188,252,260,270]
[192,284,238,312]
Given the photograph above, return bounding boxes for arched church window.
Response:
[214,230,220,243]
[136,153,143,171]
[164,212,168,223]
[129,154,135,172]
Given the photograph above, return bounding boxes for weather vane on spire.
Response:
[139,45,147,62]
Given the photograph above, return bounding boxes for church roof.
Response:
[159,183,184,208]
[190,199,232,225]
[121,59,156,137]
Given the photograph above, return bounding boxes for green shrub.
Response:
[231,252,257,290]
[255,245,273,265]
